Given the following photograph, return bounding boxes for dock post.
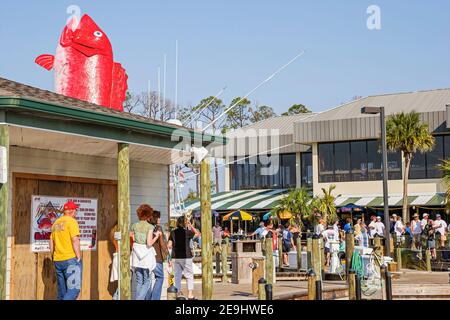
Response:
[345,229,355,276]
[278,233,283,270]
[426,249,432,272]
[315,280,322,300]
[265,232,274,285]
[221,240,228,283]
[396,247,402,271]
[311,234,321,281]
[258,278,266,300]
[348,269,356,300]
[296,236,302,272]
[307,269,316,300]
[381,265,393,300]
[264,283,273,300]
[306,232,312,269]
[200,157,213,300]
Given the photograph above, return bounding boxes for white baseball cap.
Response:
[423,213,429,217]
[392,214,397,218]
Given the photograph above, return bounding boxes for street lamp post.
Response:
[361,106,391,257]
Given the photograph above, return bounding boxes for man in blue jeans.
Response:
[50,201,82,300]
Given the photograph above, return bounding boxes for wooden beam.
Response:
[0,124,8,300]
[118,143,131,300]
[200,157,213,300]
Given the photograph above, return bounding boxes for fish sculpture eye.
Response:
[93,31,103,38]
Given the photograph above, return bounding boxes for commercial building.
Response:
[186,88,449,220]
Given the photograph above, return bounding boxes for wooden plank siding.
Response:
[6,146,169,300]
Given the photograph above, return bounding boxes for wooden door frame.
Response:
[10,172,117,300]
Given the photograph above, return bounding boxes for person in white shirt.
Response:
[375,216,385,237]
[394,216,405,246]
[411,213,423,249]
[420,213,429,230]
[315,219,326,236]
[368,215,377,238]
[434,214,447,248]
[322,226,337,267]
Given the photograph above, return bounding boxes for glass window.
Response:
[410,152,426,179]
[367,140,382,180]
[301,152,313,189]
[426,135,444,179]
[350,141,367,181]
[445,135,450,158]
[334,142,350,181]
[387,151,402,180]
[281,154,296,188]
[318,143,334,183]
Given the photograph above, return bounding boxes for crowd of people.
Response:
[48,200,448,300]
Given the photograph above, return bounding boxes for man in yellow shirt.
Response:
[50,201,82,300]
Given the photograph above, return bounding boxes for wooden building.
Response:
[0,78,225,300]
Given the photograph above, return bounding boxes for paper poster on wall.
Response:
[31,195,98,252]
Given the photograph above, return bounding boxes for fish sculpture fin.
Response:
[35,54,55,71]
[110,62,128,112]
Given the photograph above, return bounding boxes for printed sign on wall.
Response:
[31,195,98,252]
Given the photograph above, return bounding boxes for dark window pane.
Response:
[427,136,444,178]
[410,152,426,179]
[367,140,382,180]
[281,154,296,188]
[301,152,313,189]
[318,143,334,183]
[334,142,350,181]
[387,151,402,180]
[350,141,368,181]
[445,135,450,158]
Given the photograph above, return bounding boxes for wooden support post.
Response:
[345,230,355,276]
[426,249,432,272]
[221,240,228,283]
[311,235,321,281]
[200,157,213,300]
[258,278,266,300]
[396,247,402,270]
[265,233,274,285]
[307,272,316,300]
[296,237,302,271]
[348,270,356,300]
[320,237,325,274]
[0,124,8,300]
[118,143,131,300]
[306,234,312,270]
[277,233,283,269]
[374,236,383,257]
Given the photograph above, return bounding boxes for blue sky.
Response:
[1,0,450,114]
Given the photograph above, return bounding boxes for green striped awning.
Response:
[334,193,446,207]
[183,189,290,211]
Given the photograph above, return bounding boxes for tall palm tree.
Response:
[386,111,435,222]
[317,185,338,224]
[275,187,312,230]
[441,158,450,211]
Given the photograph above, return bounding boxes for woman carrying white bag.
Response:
[130,204,160,300]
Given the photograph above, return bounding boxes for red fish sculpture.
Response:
[35,14,128,111]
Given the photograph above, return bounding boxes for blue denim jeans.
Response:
[146,262,164,300]
[54,258,82,300]
[134,267,152,300]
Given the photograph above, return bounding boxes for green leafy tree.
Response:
[249,105,276,123]
[441,158,450,211]
[226,97,252,129]
[386,111,435,222]
[281,104,311,116]
[275,188,313,231]
[317,185,337,225]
